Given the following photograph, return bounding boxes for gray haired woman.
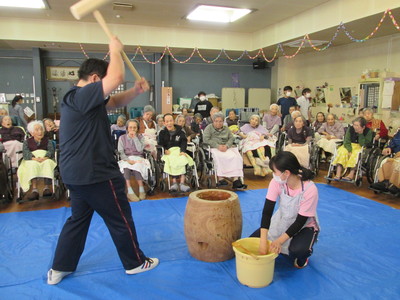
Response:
[203,112,246,189]
[17,120,56,200]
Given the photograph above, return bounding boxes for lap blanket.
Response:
[161,147,194,176]
[317,137,342,155]
[17,150,57,192]
[240,131,276,153]
[285,144,310,168]
[118,155,151,181]
[3,140,23,168]
[210,147,243,177]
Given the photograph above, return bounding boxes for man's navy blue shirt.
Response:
[277,96,298,119]
[59,81,120,185]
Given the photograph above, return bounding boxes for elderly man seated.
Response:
[0,115,25,168]
[17,121,56,201]
[137,105,157,155]
[370,128,400,195]
[203,112,246,189]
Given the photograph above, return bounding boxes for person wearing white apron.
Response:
[251,151,320,269]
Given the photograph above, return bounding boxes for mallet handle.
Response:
[93,10,141,80]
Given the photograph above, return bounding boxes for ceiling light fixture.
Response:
[0,0,47,9]
[186,5,252,23]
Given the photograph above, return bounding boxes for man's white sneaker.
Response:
[170,183,179,192]
[47,269,72,285]
[125,258,159,275]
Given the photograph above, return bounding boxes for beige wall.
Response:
[273,33,400,128]
[274,33,400,103]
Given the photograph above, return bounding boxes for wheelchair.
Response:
[15,147,66,203]
[197,144,247,190]
[156,145,200,194]
[325,143,367,187]
[0,148,14,204]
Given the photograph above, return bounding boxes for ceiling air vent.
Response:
[113,2,134,11]
[283,39,328,48]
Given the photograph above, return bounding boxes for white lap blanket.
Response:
[210,147,243,177]
[118,155,151,181]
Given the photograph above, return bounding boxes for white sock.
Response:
[139,186,145,193]
[127,187,134,194]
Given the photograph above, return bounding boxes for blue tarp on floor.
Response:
[0,184,399,299]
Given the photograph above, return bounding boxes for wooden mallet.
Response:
[70,0,142,81]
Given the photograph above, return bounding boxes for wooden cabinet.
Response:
[161,87,173,114]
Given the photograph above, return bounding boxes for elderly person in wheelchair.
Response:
[285,115,313,168]
[369,128,400,195]
[363,108,388,143]
[239,114,275,176]
[203,112,246,189]
[317,113,345,161]
[0,115,25,168]
[17,120,56,201]
[137,105,157,155]
[118,119,150,202]
[158,113,193,193]
[262,103,281,136]
[331,117,373,181]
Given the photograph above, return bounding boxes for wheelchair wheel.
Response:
[54,185,62,201]
[160,181,166,192]
[190,176,197,189]
[366,148,381,184]
[206,177,213,189]
[197,148,207,183]
[355,178,362,187]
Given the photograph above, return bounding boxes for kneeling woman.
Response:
[203,112,246,189]
[118,119,150,202]
[251,151,320,268]
[17,121,56,200]
[158,114,193,193]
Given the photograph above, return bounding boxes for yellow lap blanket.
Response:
[161,147,194,176]
[17,150,57,192]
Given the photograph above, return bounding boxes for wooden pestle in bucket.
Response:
[232,242,259,260]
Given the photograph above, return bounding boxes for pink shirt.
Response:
[266,178,318,229]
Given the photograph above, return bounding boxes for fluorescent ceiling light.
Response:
[0,0,46,9]
[186,5,251,23]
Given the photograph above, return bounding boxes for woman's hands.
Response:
[218,144,228,152]
[269,240,282,254]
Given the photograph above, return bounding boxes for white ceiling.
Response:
[0,0,399,56]
[0,0,331,33]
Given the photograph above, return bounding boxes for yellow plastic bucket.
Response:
[232,237,278,288]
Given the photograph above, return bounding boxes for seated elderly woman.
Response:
[263,103,282,136]
[363,108,388,142]
[369,129,400,195]
[137,105,157,154]
[317,113,345,159]
[118,119,150,202]
[43,118,59,142]
[332,117,373,181]
[285,115,313,168]
[0,108,8,123]
[175,114,198,143]
[200,106,220,130]
[158,114,193,193]
[181,107,193,127]
[203,112,246,189]
[17,121,56,201]
[282,110,302,132]
[110,114,127,132]
[156,114,164,135]
[0,115,25,168]
[312,112,326,132]
[224,109,240,134]
[191,113,203,135]
[239,114,275,176]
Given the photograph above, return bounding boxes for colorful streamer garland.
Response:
[79,8,400,64]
